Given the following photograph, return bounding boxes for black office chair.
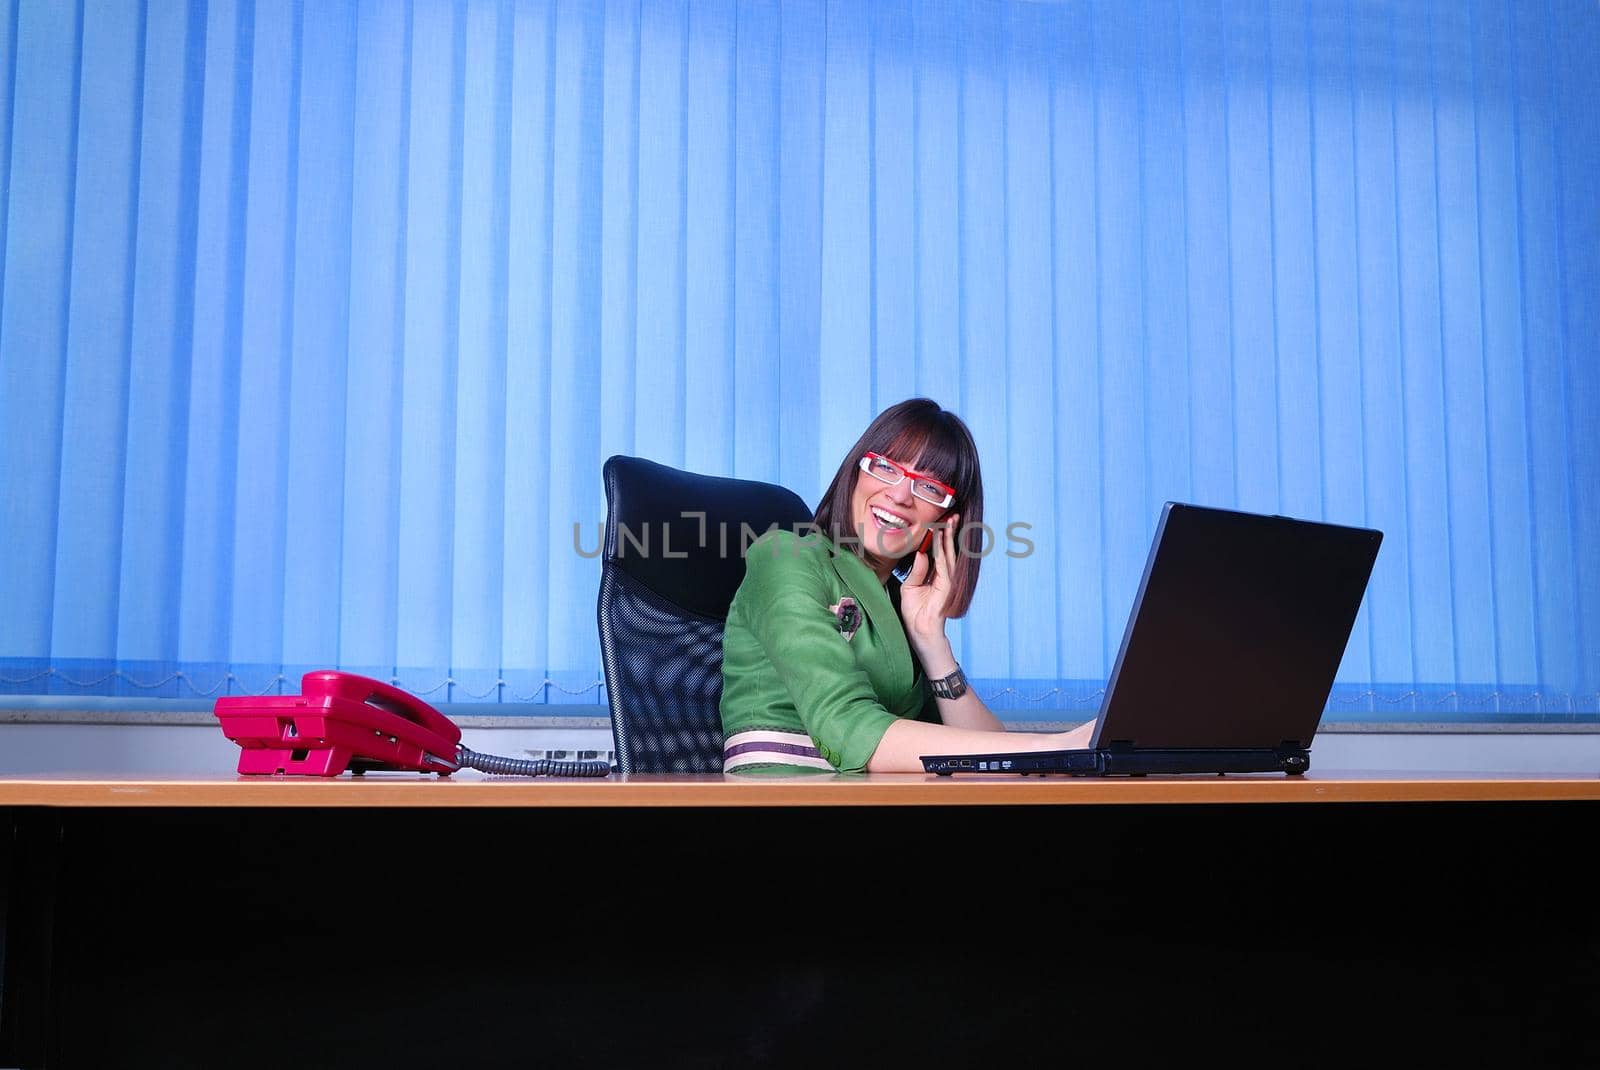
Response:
[597,455,815,774]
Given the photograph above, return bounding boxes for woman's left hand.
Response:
[897,512,959,653]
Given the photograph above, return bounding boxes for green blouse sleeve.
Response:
[737,533,900,772]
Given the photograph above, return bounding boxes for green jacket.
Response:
[719,528,938,774]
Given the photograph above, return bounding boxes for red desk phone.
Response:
[215,671,462,776]
[214,670,609,778]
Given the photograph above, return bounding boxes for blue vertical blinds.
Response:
[0,0,1595,718]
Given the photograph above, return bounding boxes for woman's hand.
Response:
[1056,719,1096,749]
[897,512,959,656]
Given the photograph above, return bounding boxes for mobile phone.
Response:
[892,529,935,583]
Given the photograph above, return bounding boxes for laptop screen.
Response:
[1092,503,1382,751]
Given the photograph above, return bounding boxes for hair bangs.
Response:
[877,421,972,505]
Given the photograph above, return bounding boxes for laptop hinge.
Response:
[1107,740,1308,754]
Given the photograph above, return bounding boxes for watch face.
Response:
[931,668,967,699]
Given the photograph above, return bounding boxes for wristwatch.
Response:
[929,665,969,700]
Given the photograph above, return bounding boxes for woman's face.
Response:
[850,452,948,570]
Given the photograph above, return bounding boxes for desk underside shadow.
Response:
[4,801,1597,1067]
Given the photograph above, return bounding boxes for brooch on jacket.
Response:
[829,597,862,642]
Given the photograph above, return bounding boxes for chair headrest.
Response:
[602,455,815,621]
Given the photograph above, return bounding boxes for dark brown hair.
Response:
[813,398,985,618]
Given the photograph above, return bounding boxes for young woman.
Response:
[719,398,1096,774]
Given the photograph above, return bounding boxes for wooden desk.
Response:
[4,773,1598,1067]
[3,769,1597,807]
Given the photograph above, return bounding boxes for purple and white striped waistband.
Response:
[722,730,835,772]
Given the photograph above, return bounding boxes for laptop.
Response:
[921,503,1383,777]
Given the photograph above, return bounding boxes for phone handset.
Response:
[303,670,459,745]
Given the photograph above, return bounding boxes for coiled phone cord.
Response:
[454,745,611,778]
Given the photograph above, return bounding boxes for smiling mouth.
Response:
[868,505,910,536]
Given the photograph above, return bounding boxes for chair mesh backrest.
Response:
[598,564,728,774]
[597,455,813,774]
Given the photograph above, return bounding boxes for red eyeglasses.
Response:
[859,453,956,509]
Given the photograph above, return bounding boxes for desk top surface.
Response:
[0,770,1596,807]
